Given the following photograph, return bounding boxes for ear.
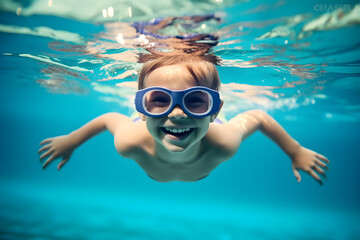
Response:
[139,113,146,121]
[210,100,224,122]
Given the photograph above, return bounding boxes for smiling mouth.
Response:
[161,127,195,139]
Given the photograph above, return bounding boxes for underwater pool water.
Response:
[1,0,360,239]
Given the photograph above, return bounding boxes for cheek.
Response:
[195,118,210,136]
[146,118,162,136]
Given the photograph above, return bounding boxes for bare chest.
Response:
[132,150,225,182]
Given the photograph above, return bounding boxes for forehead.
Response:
[143,64,197,90]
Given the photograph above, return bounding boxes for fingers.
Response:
[38,144,51,154]
[40,138,53,145]
[314,154,329,183]
[313,165,327,179]
[307,169,323,185]
[41,152,69,170]
[316,154,329,163]
[39,137,71,170]
[57,157,69,171]
[39,139,53,162]
[314,154,329,180]
[292,167,301,182]
[315,159,329,170]
[40,149,54,161]
[42,155,56,169]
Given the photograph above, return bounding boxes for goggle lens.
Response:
[183,90,211,114]
[143,90,172,115]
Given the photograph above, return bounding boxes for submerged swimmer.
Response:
[38,54,329,184]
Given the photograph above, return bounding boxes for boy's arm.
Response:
[228,110,329,185]
[39,112,132,170]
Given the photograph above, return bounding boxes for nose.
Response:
[168,105,187,119]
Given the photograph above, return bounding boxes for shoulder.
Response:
[204,122,244,158]
[114,121,153,158]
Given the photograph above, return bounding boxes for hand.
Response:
[39,135,76,170]
[291,147,329,185]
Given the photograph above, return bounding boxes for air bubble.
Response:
[16,7,22,16]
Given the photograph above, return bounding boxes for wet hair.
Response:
[137,52,221,91]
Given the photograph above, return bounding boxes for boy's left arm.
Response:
[228,110,329,185]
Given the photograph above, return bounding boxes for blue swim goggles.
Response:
[135,86,221,118]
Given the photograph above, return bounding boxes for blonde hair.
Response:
[137,54,221,91]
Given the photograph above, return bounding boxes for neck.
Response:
[155,141,202,165]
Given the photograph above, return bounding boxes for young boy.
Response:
[39,54,329,184]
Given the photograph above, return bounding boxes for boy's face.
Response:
[141,64,215,153]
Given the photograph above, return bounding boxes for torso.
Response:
[114,121,239,182]
[133,145,226,182]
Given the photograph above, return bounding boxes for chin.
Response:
[163,141,189,153]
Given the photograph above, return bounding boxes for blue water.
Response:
[1,0,360,239]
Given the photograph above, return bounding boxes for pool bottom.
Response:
[0,180,359,240]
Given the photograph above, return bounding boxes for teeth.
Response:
[165,127,191,133]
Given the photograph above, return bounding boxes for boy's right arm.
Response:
[39,112,132,170]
